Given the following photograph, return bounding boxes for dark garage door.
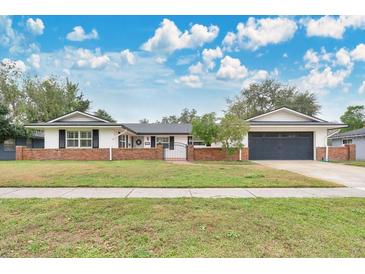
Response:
[249,132,313,160]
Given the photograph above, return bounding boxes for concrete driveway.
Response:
[256,161,365,187]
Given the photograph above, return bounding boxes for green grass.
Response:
[0,198,364,257]
[333,161,365,167]
[0,160,339,188]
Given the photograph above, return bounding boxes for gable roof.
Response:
[47,111,110,123]
[246,107,326,123]
[329,127,365,139]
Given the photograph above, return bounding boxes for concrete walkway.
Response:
[1,187,365,198]
[256,160,365,187]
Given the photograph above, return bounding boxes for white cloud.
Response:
[26,18,45,36]
[176,74,202,88]
[216,56,248,80]
[141,18,219,54]
[188,62,204,75]
[0,16,25,54]
[303,49,319,68]
[1,58,27,72]
[66,48,110,69]
[359,81,365,94]
[66,26,99,41]
[351,43,365,61]
[27,53,41,69]
[305,15,365,39]
[222,17,297,51]
[202,47,223,70]
[283,53,288,58]
[242,70,270,89]
[335,48,351,66]
[120,49,135,65]
[155,57,167,64]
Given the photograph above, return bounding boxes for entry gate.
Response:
[163,142,187,161]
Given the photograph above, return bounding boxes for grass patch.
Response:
[0,198,364,257]
[333,161,365,167]
[0,160,340,188]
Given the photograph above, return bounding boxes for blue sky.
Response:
[1,15,365,122]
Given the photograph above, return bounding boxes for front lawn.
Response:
[0,198,364,257]
[0,160,339,188]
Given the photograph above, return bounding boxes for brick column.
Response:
[16,146,24,160]
[346,144,356,160]
[187,145,194,161]
[156,144,164,160]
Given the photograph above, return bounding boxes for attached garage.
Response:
[248,132,314,160]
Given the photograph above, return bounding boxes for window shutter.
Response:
[59,130,65,149]
[92,130,99,148]
[151,136,155,148]
[169,136,174,150]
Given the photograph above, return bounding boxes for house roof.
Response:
[246,107,326,122]
[122,123,192,135]
[249,121,346,126]
[329,127,365,139]
[46,111,110,123]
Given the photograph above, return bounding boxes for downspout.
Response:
[325,130,341,162]
[110,129,127,161]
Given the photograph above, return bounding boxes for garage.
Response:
[248,132,314,160]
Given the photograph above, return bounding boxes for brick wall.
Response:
[316,144,356,161]
[188,146,249,161]
[16,145,164,161]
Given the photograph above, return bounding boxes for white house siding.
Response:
[332,136,365,160]
[253,111,310,122]
[43,128,119,149]
[57,113,100,122]
[44,129,59,148]
[99,128,119,148]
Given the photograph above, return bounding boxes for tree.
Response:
[191,113,219,146]
[139,118,149,124]
[340,105,365,132]
[217,113,249,152]
[0,103,15,142]
[24,77,90,122]
[160,108,198,124]
[227,79,321,119]
[0,61,27,124]
[94,109,116,122]
[0,61,90,123]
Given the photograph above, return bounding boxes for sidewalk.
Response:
[1,187,365,198]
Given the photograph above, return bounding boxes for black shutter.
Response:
[92,130,99,148]
[151,136,155,148]
[169,136,174,150]
[126,135,129,148]
[59,130,65,149]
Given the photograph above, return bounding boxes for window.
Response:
[156,137,169,148]
[343,139,352,145]
[80,131,92,147]
[187,136,206,146]
[66,130,92,148]
[3,139,15,151]
[120,135,127,148]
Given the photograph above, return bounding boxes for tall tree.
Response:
[0,61,26,124]
[217,113,249,152]
[94,109,116,122]
[24,77,90,122]
[0,103,16,142]
[227,79,321,119]
[160,108,198,124]
[191,113,219,146]
[139,118,149,124]
[340,105,365,132]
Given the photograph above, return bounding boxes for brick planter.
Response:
[316,144,356,161]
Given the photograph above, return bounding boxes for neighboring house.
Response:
[25,107,346,160]
[329,127,365,160]
[0,132,44,160]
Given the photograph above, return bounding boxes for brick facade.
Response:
[316,144,356,161]
[188,146,249,161]
[16,145,163,161]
